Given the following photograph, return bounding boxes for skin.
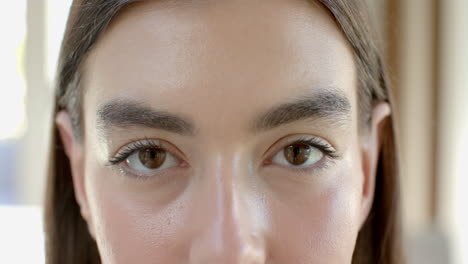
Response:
[56,0,390,263]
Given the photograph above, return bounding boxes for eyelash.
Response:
[106,136,339,171]
[287,137,338,159]
[107,138,167,166]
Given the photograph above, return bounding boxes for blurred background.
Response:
[0,0,466,263]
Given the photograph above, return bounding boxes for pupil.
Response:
[139,148,166,169]
[293,147,301,156]
[284,143,311,165]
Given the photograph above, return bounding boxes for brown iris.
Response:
[138,148,167,169]
[284,143,312,165]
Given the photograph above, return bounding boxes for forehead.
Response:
[83,0,356,131]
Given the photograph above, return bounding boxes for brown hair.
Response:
[45,0,403,263]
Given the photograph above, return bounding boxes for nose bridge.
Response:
[189,153,266,263]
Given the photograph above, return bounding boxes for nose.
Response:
[188,159,267,264]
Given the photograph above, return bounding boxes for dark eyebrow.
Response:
[252,89,352,133]
[97,100,195,136]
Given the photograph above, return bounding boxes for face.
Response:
[57,0,389,263]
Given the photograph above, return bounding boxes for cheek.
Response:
[267,166,362,263]
[84,164,192,264]
[82,155,364,263]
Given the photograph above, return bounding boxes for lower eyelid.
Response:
[119,159,171,179]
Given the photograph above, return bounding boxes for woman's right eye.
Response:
[125,148,180,172]
[107,139,183,176]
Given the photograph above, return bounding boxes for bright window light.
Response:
[0,1,27,140]
[0,206,44,264]
[46,0,73,83]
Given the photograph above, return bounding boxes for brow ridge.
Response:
[252,89,352,132]
[97,99,195,135]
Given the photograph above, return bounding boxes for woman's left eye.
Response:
[271,142,324,168]
[125,148,179,172]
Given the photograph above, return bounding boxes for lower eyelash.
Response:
[290,154,337,174]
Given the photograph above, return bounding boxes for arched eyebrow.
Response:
[97,100,195,136]
[96,89,351,136]
[251,89,352,133]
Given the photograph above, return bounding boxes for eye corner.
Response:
[262,159,273,166]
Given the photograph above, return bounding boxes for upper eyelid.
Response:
[263,134,334,157]
[111,140,161,161]
[122,139,161,153]
[110,138,185,165]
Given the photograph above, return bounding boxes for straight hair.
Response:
[45,0,403,263]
